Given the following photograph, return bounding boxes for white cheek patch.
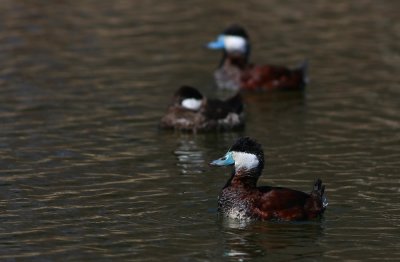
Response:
[224,36,247,53]
[232,151,259,170]
[181,98,202,111]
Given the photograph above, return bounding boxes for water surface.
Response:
[0,0,399,261]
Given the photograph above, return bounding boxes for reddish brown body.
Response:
[241,64,306,91]
[214,54,307,91]
[218,171,325,221]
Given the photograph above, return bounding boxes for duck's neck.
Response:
[219,52,249,70]
[224,168,260,189]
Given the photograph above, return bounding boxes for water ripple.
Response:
[1,0,400,261]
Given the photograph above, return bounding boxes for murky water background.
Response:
[0,0,399,261]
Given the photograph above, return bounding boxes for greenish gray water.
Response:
[0,0,399,261]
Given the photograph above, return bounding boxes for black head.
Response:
[222,24,249,40]
[175,85,203,100]
[231,137,262,156]
[211,137,265,174]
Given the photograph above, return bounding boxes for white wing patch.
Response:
[232,151,259,170]
[181,98,202,111]
[224,36,247,53]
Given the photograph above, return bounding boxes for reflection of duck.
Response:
[174,136,204,175]
[160,86,244,132]
[211,137,327,221]
[207,25,308,91]
[219,221,324,260]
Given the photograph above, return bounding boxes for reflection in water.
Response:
[174,135,205,175]
[219,219,325,260]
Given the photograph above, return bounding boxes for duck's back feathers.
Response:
[251,186,314,221]
[203,92,243,119]
[241,62,307,91]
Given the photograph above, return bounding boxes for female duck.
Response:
[160,85,244,132]
[207,25,308,91]
[210,137,327,221]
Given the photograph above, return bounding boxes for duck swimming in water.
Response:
[207,25,308,91]
[210,137,327,221]
[160,85,244,132]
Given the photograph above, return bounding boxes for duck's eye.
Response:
[221,157,227,160]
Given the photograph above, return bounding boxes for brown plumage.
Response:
[160,86,244,132]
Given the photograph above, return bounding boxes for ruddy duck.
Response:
[207,25,308,91]
[210,137,327,221]
[160,86,244,132]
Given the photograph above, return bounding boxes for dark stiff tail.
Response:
[225,92,244,114]
[312,178,328,209]
[294,59,309,85]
